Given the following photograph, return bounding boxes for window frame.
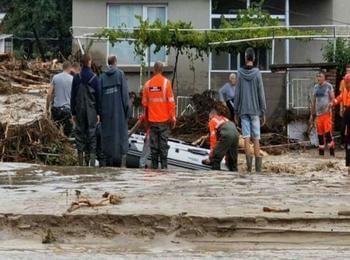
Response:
[209,1,286,74]
[107,4,168,67]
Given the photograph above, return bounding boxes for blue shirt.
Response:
[218,83,235,102]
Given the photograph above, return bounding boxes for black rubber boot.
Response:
[85,153,90,166]
[318,135,325,157]
[212,161,221,170]
[330,148,335,157]
[151,156,159,169]
[246,155,253,173]
[160,158,168,169]
[78,152,84,166]
[89,153,96,167]
[255,156,263,173]
[225,158,237,172]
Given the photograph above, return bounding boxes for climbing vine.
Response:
[97,6,316,89]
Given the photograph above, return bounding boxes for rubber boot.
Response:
[255,156,263,173]
[319,149,325,156]
[160,158,168,169]
[85,153,90,166]
[330,148,335,157]
[246,155,253,173]
[212,161,221,171]
[89,153,96,167]
[78,152,84,166]
[225,158,237,172]
[151,156,159,169]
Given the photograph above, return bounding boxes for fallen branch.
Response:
[66,191,123,213]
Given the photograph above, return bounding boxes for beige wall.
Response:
[72,0,210,94]
[288,0,333,64]
[332,0,350,25]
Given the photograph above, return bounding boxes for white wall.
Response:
[0,39,5,53]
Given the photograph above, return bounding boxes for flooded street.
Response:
[2,151,350,259]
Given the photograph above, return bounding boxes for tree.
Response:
[1,0,72,61]
[323,39,350,77]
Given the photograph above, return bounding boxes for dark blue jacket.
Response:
[100,66,130,159]
[71,66,100,116]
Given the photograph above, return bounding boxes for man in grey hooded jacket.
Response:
[99,55,130,167]
[234,48,266,173]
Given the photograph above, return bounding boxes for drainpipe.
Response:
[285,0,290,64]
[147,47,151,79]
[285,0,290,137]
[208,0,212,90]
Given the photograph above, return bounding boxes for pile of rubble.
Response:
[0,57,77,165]
[0,94,76,165]
[172,90,219,141]
[0,55,61,94]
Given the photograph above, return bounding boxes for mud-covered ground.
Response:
[2,150,350,259]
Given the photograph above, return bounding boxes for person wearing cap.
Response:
[334,73,350,172]
[310,71,335,157]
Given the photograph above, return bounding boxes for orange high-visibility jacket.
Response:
[208,115,229,156]
[340,79,346,93]
[142,74,176,123]
[334,87,350,107]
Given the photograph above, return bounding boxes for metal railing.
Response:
[176,96,195,117]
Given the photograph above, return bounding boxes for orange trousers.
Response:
[316,113,333,136]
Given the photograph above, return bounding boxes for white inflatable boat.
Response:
[127,134,226,170]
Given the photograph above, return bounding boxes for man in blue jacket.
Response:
[71,54,100,167]
[99,55,130,167]
[234,48,266,173]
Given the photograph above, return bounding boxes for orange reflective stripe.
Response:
[148,97,167,103]
[212,116,228,130]
[168,97,175,102]
[163,78,167,99]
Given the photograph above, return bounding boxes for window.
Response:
[212,48,270,71]
[108,5,167,66]
[4,38,12,53]
[251,0,285,15]
[210,0,284,72]
[212,0,246,15]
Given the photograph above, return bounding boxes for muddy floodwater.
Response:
[2,151,350,259]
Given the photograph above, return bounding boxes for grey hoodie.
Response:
[234,66,266,117]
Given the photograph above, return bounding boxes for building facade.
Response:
[72,0,347,124]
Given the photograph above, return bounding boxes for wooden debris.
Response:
[66,191,123,213]
[263,207,290,213]
[42,229,56,244]
[338,211,350,216]
[102,192,123,205]
[0,56,59,94]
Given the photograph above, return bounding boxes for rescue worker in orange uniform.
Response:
[338,65,350,145]
[202,105,239,171]
[142,61,176,169]
[334,73,350,172]
[310,71,335,156]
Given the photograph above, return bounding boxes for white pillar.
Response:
[208,0,212,90]
[285,0,290,64]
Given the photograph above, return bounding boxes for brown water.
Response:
[1,152,350,258]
